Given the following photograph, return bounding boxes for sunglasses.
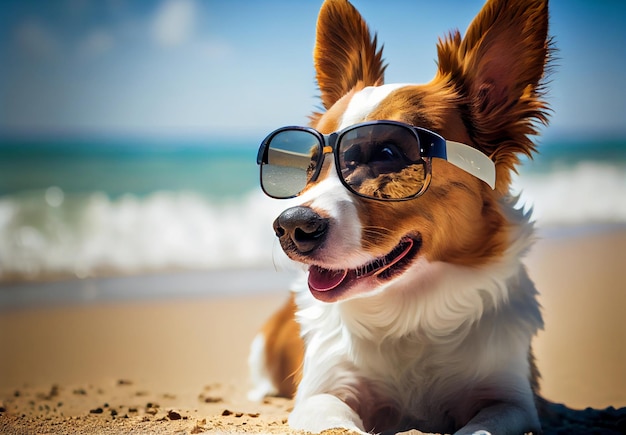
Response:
[256,120,495,201]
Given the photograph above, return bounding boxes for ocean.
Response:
[1,135,625,281]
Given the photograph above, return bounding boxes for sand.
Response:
[1,226,625,434]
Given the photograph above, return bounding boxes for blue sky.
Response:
[1,0,625,141]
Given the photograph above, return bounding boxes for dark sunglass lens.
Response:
[338,124,426,200]
[261,129,321,198]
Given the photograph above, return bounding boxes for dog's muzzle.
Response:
[273,206,328,255]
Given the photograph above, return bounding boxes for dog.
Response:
[250,0,552,433]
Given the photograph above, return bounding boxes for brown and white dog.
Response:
[250,0,552,434]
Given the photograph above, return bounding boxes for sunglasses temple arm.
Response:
[444,141,496,189]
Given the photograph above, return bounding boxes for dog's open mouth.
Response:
[307,235,422,301]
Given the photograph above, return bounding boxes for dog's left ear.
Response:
[437,0,552,192]
[313,0,386,112]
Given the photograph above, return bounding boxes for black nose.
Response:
[273,206,329,254]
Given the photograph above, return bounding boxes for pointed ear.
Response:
[437,0,552,192]
[314,0,386,111]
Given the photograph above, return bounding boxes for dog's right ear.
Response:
[313,0,386,111]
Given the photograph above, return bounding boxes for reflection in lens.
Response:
[261,130,320,198]
[351,162,426,199]
[339,124,425,199]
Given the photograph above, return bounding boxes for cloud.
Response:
[15,19,60,58]
[78,29,115,57]
[151,0,196,48]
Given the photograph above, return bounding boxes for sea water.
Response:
[0,136,625,280]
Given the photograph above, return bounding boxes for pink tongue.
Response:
[308,266,348,292]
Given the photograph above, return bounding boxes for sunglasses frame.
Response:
[257,120,495,201]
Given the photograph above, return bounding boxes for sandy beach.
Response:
[1,226,625,434]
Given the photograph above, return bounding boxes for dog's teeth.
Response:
[355,257,386,279]
[353,239,416,281]
[356,266,366,278]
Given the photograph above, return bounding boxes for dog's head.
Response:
[260,0,551,303]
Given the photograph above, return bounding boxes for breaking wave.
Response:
[1,161,624,280]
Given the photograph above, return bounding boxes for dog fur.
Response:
[249,0,552,433]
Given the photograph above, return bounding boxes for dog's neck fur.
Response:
[292,197,542,432]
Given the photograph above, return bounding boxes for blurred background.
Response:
[0,0,625,287]
[0,0,625,418]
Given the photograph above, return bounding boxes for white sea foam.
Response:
[0,161,624,280]
[513,162,626,226]
[0,189,293,280]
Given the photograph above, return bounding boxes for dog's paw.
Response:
[289,394,368,434]
[246,380,276,402]
[247,333,278,401]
